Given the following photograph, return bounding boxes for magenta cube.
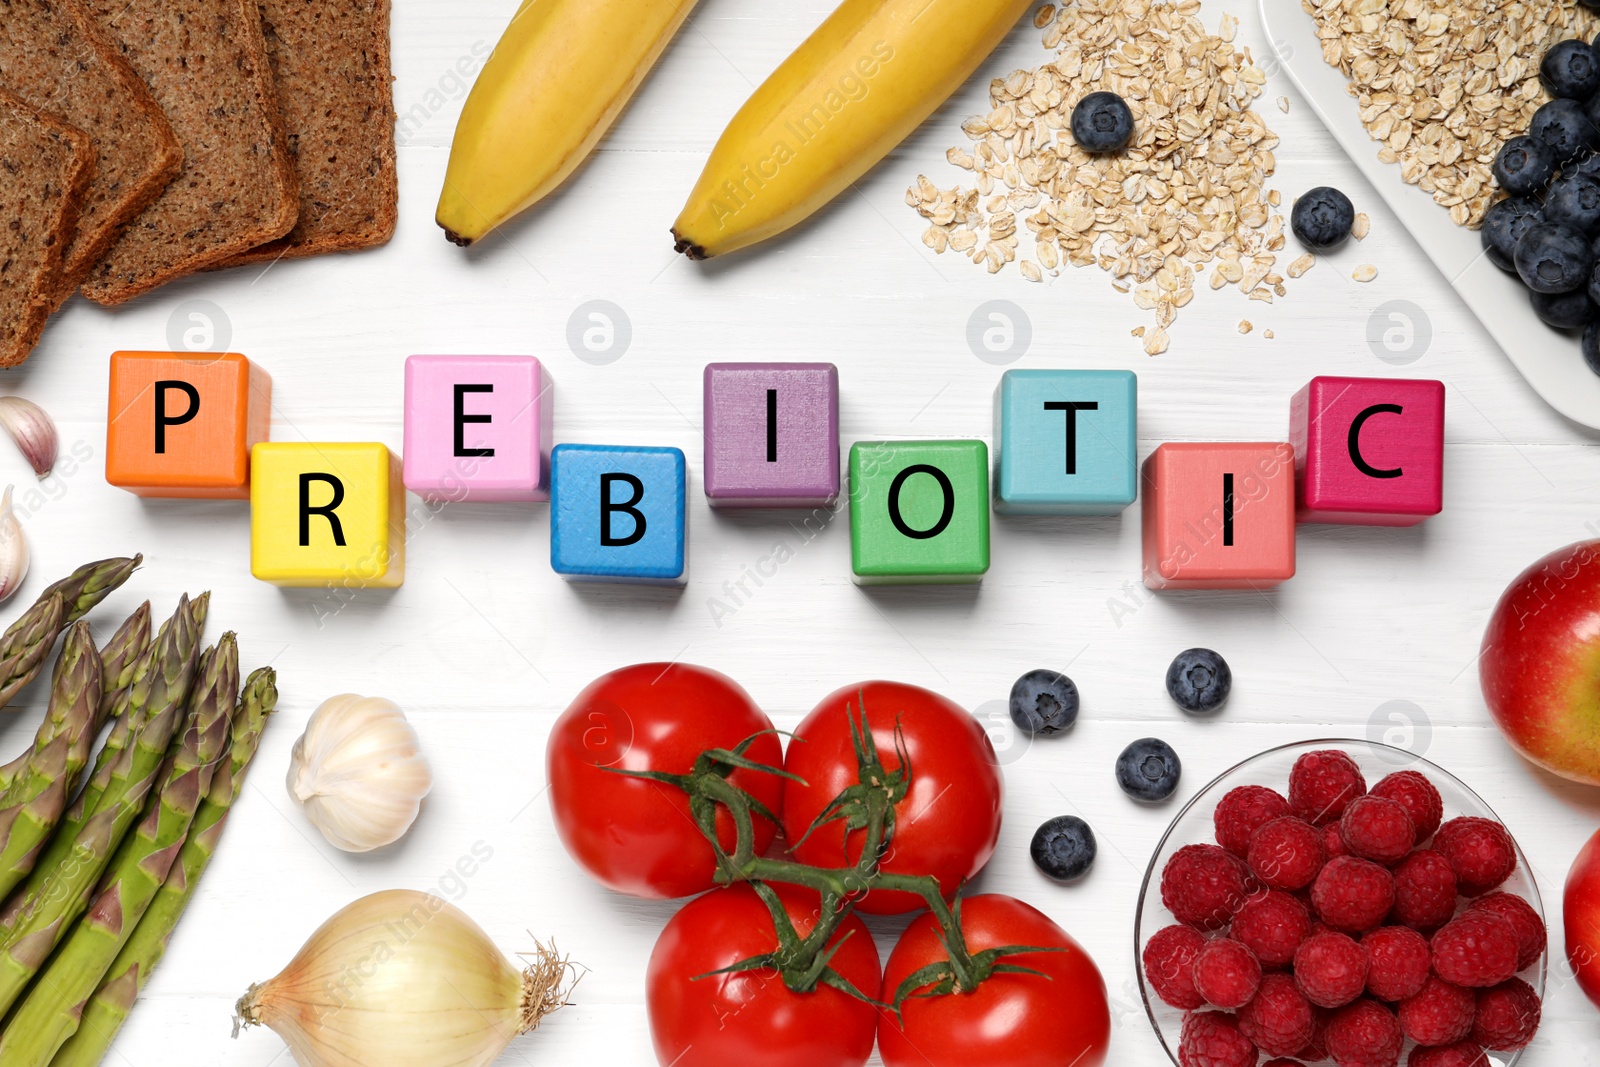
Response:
[703,362,839,508]
[402,355,553,503]
[1290,375,1444,526]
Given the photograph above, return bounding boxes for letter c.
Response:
[1348,403,1404,479]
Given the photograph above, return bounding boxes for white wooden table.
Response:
[10,0,1600,1063]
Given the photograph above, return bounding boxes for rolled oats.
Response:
[1353,263,1378,281]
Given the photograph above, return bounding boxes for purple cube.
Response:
[703,362,839,508]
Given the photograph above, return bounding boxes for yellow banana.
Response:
[438,0,699,245]
[672,0,1033,259]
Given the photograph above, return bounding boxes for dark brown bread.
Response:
[220,0,398,267]
[0,90,94,367]
[79,0,300,306]
[0,0,181,305]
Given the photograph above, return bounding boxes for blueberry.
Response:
[1030,815,1096,882]
[1571,150,1600,181]
[1166,648,1232,714]
[1291,187,1355,251]
[1008,669,1079,736]
[1588,259,1600,306]
[1493,136,1557,197]
[1515,221,1595,293]
[1116,738,1182,802]
[1542,39,1600,100]
[1530,287,1598,329]
[1480,197,1544,273]
[1584,320,1600,375]
[1531,99,1600,164]
[1545,174,1600,235]
[1071,91,1134,153]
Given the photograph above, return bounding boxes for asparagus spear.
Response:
[50,667,276,1067]
[0,635,239,1067]
[96,603,150,724]
[0,594,206,1012]
[0,625,103,899]
[0,556,141,712]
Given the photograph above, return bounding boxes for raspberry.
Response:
[1289,749,1367,825]
[1233,890,1312,969]
[1392,850,1459,932]
[1179,1010,1257,1067]
[1249,816,1326,890]
[1294,930,1368,1009]
[1193,938,1262,1009]
[1370,770,1444,840]
[1406,1043,1489,1067]
[1466,892,1545,971]
[1339,796,1416,866]
[1324,998,1403,1067]
[1215,784,1292,856]
[1299,1008,1332,1060]
[1263,1061,1307,1067]
[1325,821,1349,859]
[1398,975,1476,1046]
[1470,978,1541,1051]
[1239,973,1316,1056]
[1143,924,1208,1010]
[1433,817,1516,896]
[1163,843,1256,930]
[1431,913,1520,988]
[1312,857,1397,934]
[1362,926,1431,1001]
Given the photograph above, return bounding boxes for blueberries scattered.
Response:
[1585,321,1600,374]
[1588,260,1600,307]
[1531,99,1600,164]
[1493,136,1557,197]
[1008,669,1079,736]
[1290,187,1356,251]
[1530,288,1599,330]
[1071,91,1135,153]
[1514,221,1594,294]
[1480,197,1544,273]
[1030,815,1097,882]
[1541,39,1600,101]
[1545,174,1600,236]
[1116,738,1182,802]
[1166,648,1232,715]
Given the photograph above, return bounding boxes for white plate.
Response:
[1260,0,1600,429]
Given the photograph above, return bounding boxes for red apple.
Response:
[1567,827,1600,1009]
[1480,539,1600,786]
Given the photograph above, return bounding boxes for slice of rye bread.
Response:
[0,0,182,306]
[0,90,94,367]
[78,0,300,306]
[218,0,398,267]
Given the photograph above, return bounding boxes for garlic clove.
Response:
[0,397,57,478]
[287,694,433,853]
[0,486,29,604]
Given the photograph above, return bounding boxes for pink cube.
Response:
[1290,376,1444,526]
[402,355,552,502]
[1141,442,1297,590]
[703,362,839,508]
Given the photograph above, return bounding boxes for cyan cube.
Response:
[993,369,1137,515]
[402,355,552,503]
[550,444,686,585]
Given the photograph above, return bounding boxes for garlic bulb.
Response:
[0,486,28,603]
[237,890,577,1067]
[0,397,57,477]
[287,695,432,852]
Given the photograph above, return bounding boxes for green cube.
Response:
[849,440,990,585]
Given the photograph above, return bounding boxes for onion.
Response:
[236,890,577,1067]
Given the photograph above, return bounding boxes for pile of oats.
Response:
[908,0,1293,354]
[1306,0,1598,226]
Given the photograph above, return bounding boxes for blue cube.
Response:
[993,370,1137,516]
[551,444,687,584]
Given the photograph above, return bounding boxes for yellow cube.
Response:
[250,443,405,588]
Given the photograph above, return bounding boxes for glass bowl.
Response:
[1134,739,1547,1066]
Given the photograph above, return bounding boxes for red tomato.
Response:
[781,681,1003,914]
[547,663,782,898]
[647,884,882,1067]
[877,894,1111,1067]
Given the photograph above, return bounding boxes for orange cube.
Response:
[105,351,271,498]
[1141,442,1297,590]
